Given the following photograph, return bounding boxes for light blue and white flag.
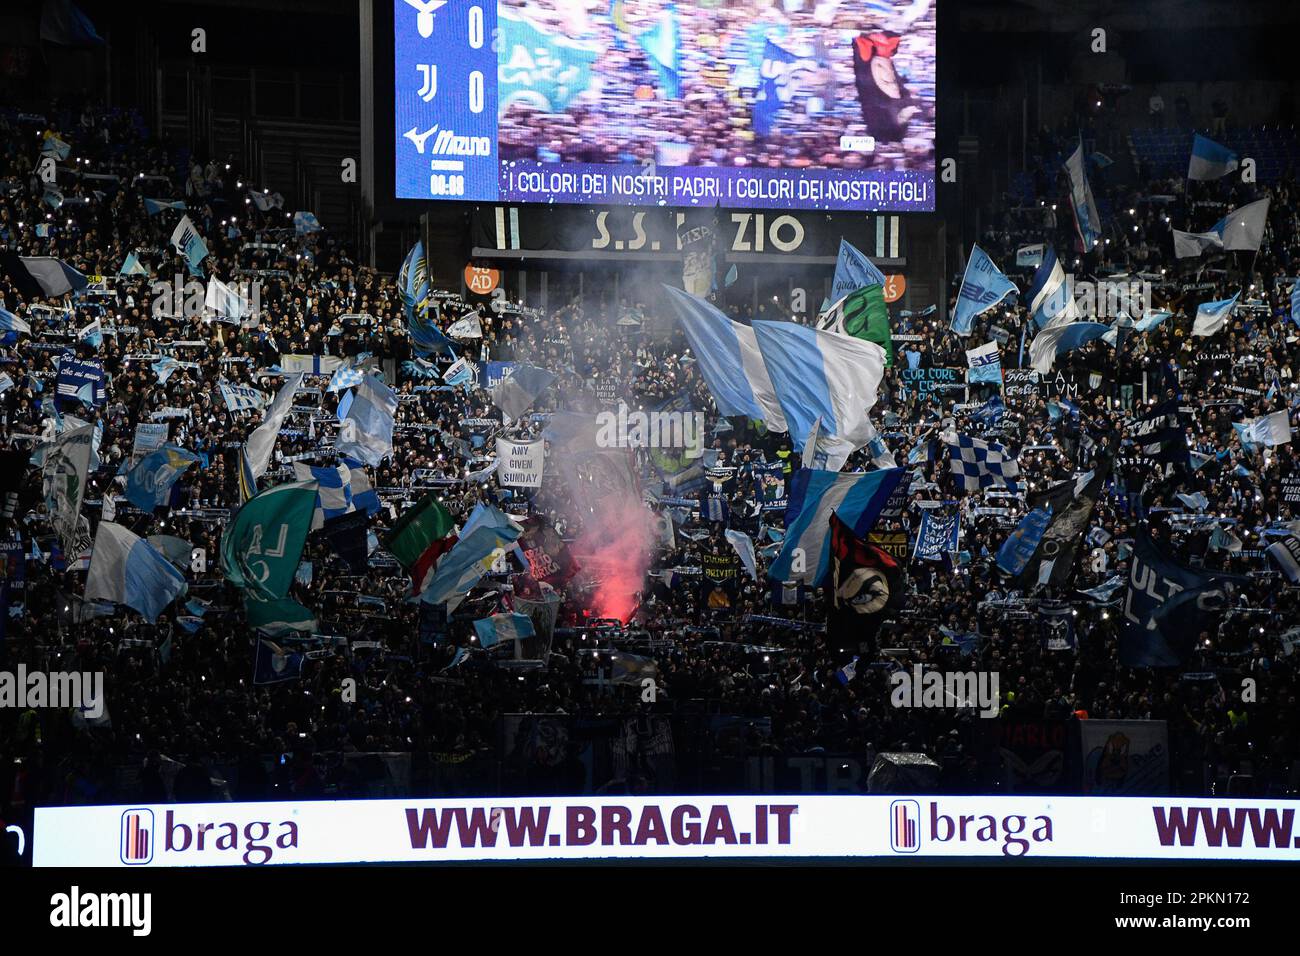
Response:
[751,318,887,468]
[830,239,887,301]
[41,133,71,160]
[1192,292,1240,337]
[1134,310,1172,333]
[78,319,102,348]
[169,214,209,275]
[490,364,555,420]
[996,505,1052,576]
[293,211,323,234]
[327,361,366,393]
[473,612,535,648]
[443,356,476,388]
[637,3,682,98]
[767,467,904,585]
[445,312,483,339]
[244,371,304,479]
[724,528,759,581]
[1064,140,1102,251]
[1187,133,1239,181]
[1016,244,1046,268]
[125,445,199,511]
[205,276,247,322]
[1025,246,1077,330]
[218,378,269,412]
[336,373,398,467]
[663,286,788,431]
[1174,199,1270,258]
[84,521,188,623]
[965,341,1002,384]
[143,197,186,216]
[1235,410,1292,450]
[951,244,1017,336]
[292,462,355,530]
[0,308,31,335]
[340,456,381,515]
[421,506,523,608]
[280,354,342,376]
[1291,278,1300,329]
[1176,491,1209,512]
[1029,320,1110,374]
[945,434,1021,493]
[119,251,148,276]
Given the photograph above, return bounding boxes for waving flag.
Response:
[662,286,788,431]
[945,434,1020,493]
[0,253,88,298]
[205,276,248,322]
[1291,278,1300,329]
[169,214,209,276]
[965,341,1002,384]
[1015,461,1111,589]
[119,251,148,276]
[830,239,887,302]
[818,283,893,367]
[1029,320,1110,374]
[219,479,318,600]
[41,423,93,553]
[327,360,367,393]
[292,462,355,530]
[1187,133,1239,181]
[767,467,904,585]
[754,38,799,136]
[0,309,31,335]
[1192,292,1239,337]
[1026,246,1078,330]
[951,245,1017,336]
[996,505,1053,577]
[1064,140,1101,251]
[752,318,887,467]
[55,357,106,407]
[827,511,902,655]
[125,445,199,512]
[490,364,555,420]
[253,638,305,685]
[1235,410,1292,450]
[1119,529,1242,667]
[498,11,599,113]
[385,492,457,594]
[218,379,268,412]
[446,312,484,339]
[292,211,322,235]
[1174,199,1270,258]
[143,198,186,216]
[84,522,187,623]
[244,371,304,479]
[245,595,317,636]
[336,374,398,466]
[473,612,535,649]
[420,506,523,609]
[637,3,682,98]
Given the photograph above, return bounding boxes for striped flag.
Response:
[293,462,356,530]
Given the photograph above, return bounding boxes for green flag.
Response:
[819,284,893,367]
[244,594,318,635]
[220,479,318,600]
[384,492,454,569]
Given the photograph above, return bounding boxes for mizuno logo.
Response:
[404,126,492,157]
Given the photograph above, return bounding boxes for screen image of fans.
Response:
[394,0,936,210]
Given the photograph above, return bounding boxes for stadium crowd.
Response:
[1,89,1299,829]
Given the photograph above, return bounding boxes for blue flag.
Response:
[754,39,798,136]
[996,505,1052,576]
[1119,530,1242,667]
[767,467,904,585]
[952,245,1017,336]
[125,445,200,512]
[253,638,305,685]
[914,508,960,561]
[637,3,682,98]
[830,239,887,302]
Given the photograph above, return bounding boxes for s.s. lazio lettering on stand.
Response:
[394,0,499,201]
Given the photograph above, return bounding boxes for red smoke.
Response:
[573,495,656,624]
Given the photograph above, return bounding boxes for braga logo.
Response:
[121,809,154,865]
[890,799,920,853]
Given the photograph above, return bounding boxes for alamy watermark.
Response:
[889,665,1000,718]
[595,402,706,459]
[0,665,104,718]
